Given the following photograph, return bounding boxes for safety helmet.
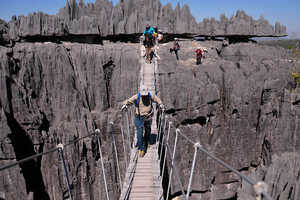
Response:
[140,85,148,96]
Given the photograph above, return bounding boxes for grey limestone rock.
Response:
[0,41,140,199]
[1,0,287,43]
[156,40,299,199]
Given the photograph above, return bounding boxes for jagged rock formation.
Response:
[238,153,300,199]
[0,1,296,200]
[0,38,299,200]
[156,40,299,199]
[0,0,287,46]
[0,41,140,199]
[198,10,287,36]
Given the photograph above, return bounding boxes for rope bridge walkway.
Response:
[0,44,273,200]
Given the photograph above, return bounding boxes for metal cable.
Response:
[165,143,187,200]
[110,122,123,192]
[57,146,73,200]
[176,129,195,146]
[123,150,139,200]
[120,124,128,168]
[170,127,273,200]
[95,129,110,200]
[0,147,59,171]
[0,132,97,171]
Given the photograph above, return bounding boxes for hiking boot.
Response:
[139,150,145,157]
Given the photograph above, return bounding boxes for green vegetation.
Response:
[292,72,300,82]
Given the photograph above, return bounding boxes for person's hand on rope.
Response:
[121,104,128,111]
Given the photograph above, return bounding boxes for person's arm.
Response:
[123,94,138,106]
[152,95,162,105]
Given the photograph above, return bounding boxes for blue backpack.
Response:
[136,92,153,118]
[136,92,152,106]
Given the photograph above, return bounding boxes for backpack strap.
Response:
[136,92,153,119]
[136,92,141,119]
[148,92,152,101]
[136,92,141,106]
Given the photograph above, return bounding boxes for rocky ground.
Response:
[156,39,300,199]
[1,37,299,199]
[0,41,141,199]
[0,0,298,199]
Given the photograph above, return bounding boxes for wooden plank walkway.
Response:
[119,45,162,200]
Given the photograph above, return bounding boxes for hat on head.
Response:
[140,85,148,95]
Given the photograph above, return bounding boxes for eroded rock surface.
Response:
[0,41,140,199]
[0,0,286,45]
[156,40,300,199]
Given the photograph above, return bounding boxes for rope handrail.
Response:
[0,130,112,200]
[0,147,59,171]
[157,114,273,200]
[0,132,97,172]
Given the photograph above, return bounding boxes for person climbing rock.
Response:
[195,46,208,65]
[121,85,164,157]
[170,38,180,60]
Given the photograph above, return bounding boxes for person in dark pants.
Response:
[195,47,203,65]
[121,85,164,157]
[195,46,208,65]
[170,38,180,60]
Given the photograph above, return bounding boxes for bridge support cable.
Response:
[165,143,187,200]
[57,144,73,200]
[95,129,110,200]
[157,110,165,146]
[161,121,172,177]
[110,122,123,192]
[0,130,115,200]
[0,147,59,171]
[159,119,171,166]
[125,112,132,148]
[166,129,188,200]
[159,115,167,161]
[159,126,273,200]
[120,124,128,168]
[186,143,201,200]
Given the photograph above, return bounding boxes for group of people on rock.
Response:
[120,24,212,158]
[141,24,209,64]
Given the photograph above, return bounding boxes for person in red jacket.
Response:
[195,47,203,65]
[195,47,207,65]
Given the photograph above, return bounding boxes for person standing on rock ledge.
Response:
[195,46,208,65]
[170,38,180,60]
[121,85,164,157]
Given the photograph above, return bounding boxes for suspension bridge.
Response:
[0,43,272,200]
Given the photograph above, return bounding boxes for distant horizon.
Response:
[1,0,299,38]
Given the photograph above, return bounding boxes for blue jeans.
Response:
[135,116,152,151]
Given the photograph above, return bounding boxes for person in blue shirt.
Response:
[142,24,156,63]
[143,24,155,35]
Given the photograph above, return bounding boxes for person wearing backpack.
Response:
[195,46,208,65]
[170,38,180,60]
[121,85,164,157]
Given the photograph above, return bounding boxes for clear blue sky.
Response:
[1,0,299,38]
